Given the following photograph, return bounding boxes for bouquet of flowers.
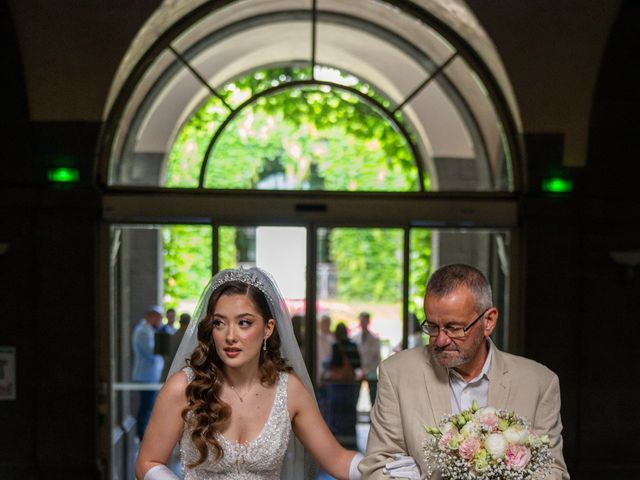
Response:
[423,401,552,479]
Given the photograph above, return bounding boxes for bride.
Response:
[135,267,363,479]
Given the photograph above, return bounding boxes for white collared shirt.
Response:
[354,330,381,379]
[448,341,493,414]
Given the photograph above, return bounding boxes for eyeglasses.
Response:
[420,307,491,339]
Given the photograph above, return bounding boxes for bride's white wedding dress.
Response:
[180,368,291,479]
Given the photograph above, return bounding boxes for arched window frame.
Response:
[99,2,523,194]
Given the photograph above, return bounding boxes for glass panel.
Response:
[161,225,213,326]
[114,50,221,188]
[408,227,432,347]
[166,95,229,187]
[182,21,313,102]
[441,56,514,191]
[221,64,312,110]
[110,224,212,478]
[315,20,429,108]
[409,228,511,350]
[400,77,483,191]
[170,0,314,56]
[312,64,391,110]
[219,225,240,270]
[318,0,456,67]
[203,85,418,191]
[218,225,308,356]
[109,47,183,186]
[166,65,315,188]
[316,227,403,453]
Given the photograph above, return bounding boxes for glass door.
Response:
[409,228,511,349]
[109,224,212,480]
[108,221,510,479]
[218,224,309,356]
[315,227,404,453]
[314,226,511,463]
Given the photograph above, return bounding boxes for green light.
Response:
[541,177,573,193]
[47,167,79,183]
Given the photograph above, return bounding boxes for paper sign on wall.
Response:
[0,346,16,400]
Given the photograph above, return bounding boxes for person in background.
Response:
[353,312,381,406]
[173,313,190,348]
[161,308,177,334]
[155,308,176,380]
[317,314,335,383]
[132,305,164,440]
[316,314,335,420]
[324,322,362,450]
[161,312,191,381]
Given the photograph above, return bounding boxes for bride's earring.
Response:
[263,337,268,351]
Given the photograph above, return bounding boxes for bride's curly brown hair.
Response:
[182,280,291,468]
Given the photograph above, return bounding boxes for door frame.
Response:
[97,191,521,478]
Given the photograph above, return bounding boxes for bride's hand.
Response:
[143,465,179,480]
[349,451,364,479]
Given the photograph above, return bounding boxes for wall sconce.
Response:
[0,242,9,256]
[610,249,640,279]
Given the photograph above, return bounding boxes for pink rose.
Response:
[438,429,456,451]
[504,444,532,470]
[458,436,481,460]
[476,413,499,431]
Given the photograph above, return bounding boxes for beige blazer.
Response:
[360,343,569,479]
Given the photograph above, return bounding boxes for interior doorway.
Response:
[107,220,511,478]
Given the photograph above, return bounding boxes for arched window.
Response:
[103,0,521,193]
[165,65,421,191]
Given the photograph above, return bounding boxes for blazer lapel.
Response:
[487,342,511,409]
[422,342,511,419]
[422,348,451,422]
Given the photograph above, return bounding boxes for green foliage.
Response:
[166,65,420,191]
[166,97,228,188]
[218,226,238,270]
[162,64,431,306]
[327,228,432,305]
[329,228,404,302]
[162,226,212,307]
[409,228,432,321]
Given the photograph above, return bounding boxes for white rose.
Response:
[503,426,529,445]
[485,433,508,459]
[476,406,498,417]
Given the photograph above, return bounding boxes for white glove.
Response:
[349,452,364,480]
[383,454,421,479]
[143,465,180,480]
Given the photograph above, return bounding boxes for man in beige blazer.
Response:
[359,264,569,479]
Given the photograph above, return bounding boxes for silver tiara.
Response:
[211,268,274,303]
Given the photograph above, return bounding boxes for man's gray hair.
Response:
[426,264,493,312]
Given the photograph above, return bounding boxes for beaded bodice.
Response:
[180,368,291,479]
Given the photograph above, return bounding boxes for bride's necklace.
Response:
[228,377,259,403]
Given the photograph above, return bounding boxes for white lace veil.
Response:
[167,267,316,479]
